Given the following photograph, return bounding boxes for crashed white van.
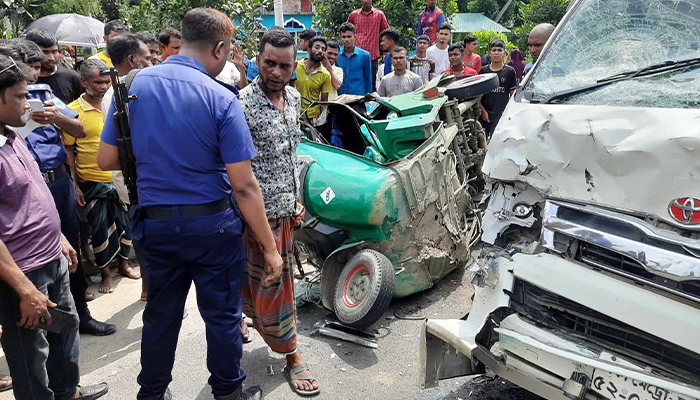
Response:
[420,0,700,399]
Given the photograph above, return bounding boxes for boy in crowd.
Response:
[89,20,126,67]
[479,40,517,138]
[427,22,452,73]
[462,34,482,72]
[298,28,317,52]
[410,34,435,84]
[378,47,423,97]
[157,27,181,64]
[441,43,477,76]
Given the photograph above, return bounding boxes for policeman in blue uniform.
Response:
[14,39,117,336]
[97,9,282,400]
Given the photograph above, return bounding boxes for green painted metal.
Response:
[298,140,408,242]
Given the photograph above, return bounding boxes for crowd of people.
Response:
[0,1,556,399]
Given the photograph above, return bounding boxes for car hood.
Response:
[483,101,700,231]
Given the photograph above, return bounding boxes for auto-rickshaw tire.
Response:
[445,73,499,100]
[333,249,395,328]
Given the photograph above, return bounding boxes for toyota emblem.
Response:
[668,197,700,226]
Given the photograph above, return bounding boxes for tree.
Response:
[520,0,569,26]
[0,0,40,37]
[41,0,105,19]
[313,0,457,49]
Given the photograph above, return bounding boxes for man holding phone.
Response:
[0,54,109,400]
[14,39,118,336]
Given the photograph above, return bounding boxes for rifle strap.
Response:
[125,68,142,91]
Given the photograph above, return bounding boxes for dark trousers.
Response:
[480,117,500,139]
[134,208,247,400]
[0,257,81,400]
[47,171,91,323]
[371,59,379,92]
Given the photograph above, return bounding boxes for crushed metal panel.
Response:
[483,102,700,231]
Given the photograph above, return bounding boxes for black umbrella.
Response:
[24,13,105,48]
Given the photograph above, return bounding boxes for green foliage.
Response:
[41,0,105,19]
[472,30,514,55]
[312,0,457,50]
[0,0,40,36]
[521,0,569,26]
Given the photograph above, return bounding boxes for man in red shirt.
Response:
[347,0,389,91]
[441,44,477,76]
[462,34,482,72]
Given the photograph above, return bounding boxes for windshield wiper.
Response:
[538,56,700,104]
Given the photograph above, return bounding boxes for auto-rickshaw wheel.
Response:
[333,249,395,328]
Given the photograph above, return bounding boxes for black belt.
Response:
[42,165,68,184]
[142,197,233,220]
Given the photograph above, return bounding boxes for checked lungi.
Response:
[242,217,297,355]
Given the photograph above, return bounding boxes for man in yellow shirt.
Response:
[65,59,140,294]
[88,20,126,67]
[295,36,332,123]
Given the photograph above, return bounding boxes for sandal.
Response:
[240,319,252,343]
[0,374,12,392]
[283,363,320,396]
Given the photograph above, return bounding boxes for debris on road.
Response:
[314,319,378,349]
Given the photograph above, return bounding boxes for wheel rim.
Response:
[342,264,371,308]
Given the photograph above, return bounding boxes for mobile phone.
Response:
[28,98,44,113]
[37,307,74,333]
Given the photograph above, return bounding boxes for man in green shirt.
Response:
[295,36,332,123]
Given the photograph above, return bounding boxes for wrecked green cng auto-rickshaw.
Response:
[293,74,498,327]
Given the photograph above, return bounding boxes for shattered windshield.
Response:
[524,0,700,108]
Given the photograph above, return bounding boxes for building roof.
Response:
[450,13,511,33]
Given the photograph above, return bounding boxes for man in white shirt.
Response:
[426,22,452,74]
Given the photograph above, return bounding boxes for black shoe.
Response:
[79,319,117,336]
[215,386,263,400]
[74,383,108,400]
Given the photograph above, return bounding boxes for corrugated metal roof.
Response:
[450,13,511,33]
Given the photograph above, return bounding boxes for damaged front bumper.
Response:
[420,253,700,400]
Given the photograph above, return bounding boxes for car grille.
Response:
[577,241,700,302]
[509,279,700,384]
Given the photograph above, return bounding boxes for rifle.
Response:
[102,68,139,205]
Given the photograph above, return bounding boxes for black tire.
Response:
[445,73,499,100]
[333,249,395,328]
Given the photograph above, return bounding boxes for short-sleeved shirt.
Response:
[239,78,302,219]
[37,66,83,105]
[24,84,78,172]
[378,71,424,97]
[89,51,113,67]
[0,129,62,273]
[427,45,449,74]
[295,60,333,120]
[337,46,373,95]
[479,64,518,121]
[418,7,445,43]
[409,56,435,84]
[329,65,344,100]
[101,55,257,207]
[463,53,482,73]
[66,94,112,182]
[347,7,389,60]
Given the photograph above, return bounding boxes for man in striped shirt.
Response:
[347,0,389,91]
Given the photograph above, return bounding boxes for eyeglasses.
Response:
[0,58,18,75]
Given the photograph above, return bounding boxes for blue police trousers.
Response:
[134,207,247,400]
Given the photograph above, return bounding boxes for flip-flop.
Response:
[0,374,12,392]
[240,319,252,343]
[283,363,320,396]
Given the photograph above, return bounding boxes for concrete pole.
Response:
[274,0,284,26]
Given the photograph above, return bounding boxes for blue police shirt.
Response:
[337,46,373,96]
[100,55,257,207]
[24,84,78,172]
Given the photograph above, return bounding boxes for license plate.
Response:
[592,370,698,400]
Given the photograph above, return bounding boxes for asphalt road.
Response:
[0,263,538,400]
